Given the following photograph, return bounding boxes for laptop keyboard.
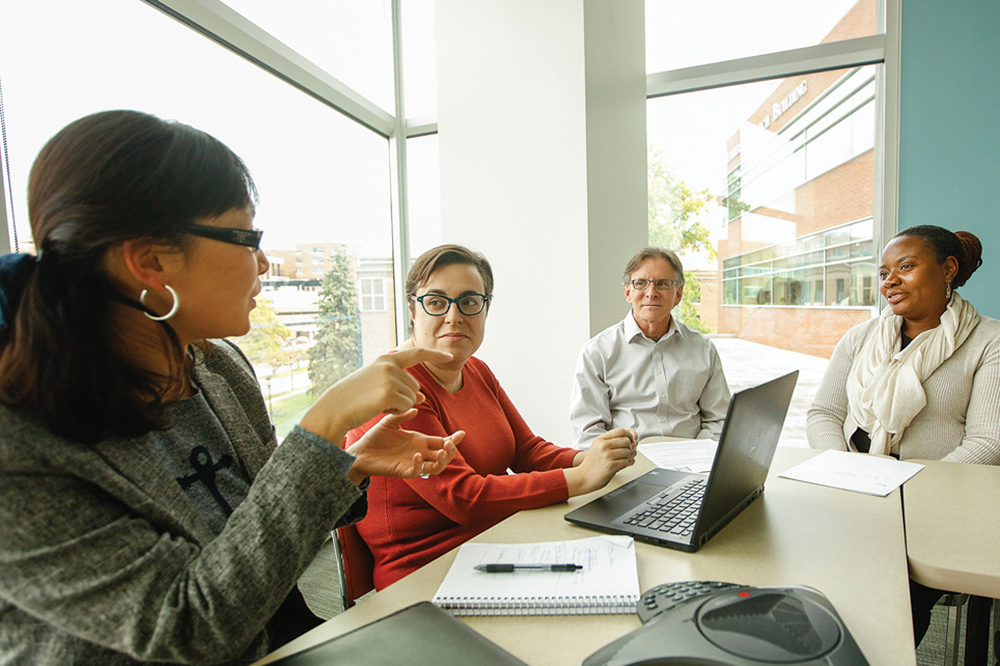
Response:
[622,478,706,537]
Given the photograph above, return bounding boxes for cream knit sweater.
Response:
[807,315,1000,463]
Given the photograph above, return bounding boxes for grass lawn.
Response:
[271,391,317,440]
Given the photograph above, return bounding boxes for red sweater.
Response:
[345,356,578,589]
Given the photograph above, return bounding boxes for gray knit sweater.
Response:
[0,340,365,665]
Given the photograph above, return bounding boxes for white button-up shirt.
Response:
[570,311,731,448]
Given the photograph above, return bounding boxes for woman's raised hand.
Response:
[564,427,637,497]
[298,347,452,444]
[346,409,464,484]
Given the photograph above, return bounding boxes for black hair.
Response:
[895,225,983,289]
[0,110,257,442]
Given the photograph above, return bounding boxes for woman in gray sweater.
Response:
[807,225,1000,463]
[0,110,461,665]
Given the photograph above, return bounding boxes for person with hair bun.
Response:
[809,224,1000,646]
[0,110,461,665]
[808,224,1000,463]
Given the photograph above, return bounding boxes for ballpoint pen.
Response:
[474,563,583,573]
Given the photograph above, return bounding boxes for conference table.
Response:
[257,447,915,665]
[905,459,1000,665]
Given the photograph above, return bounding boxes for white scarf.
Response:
[846,293,980,456]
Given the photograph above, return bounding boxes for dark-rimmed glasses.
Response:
[411,293,491,316]
[628,278,679,291]
[187,224,264,251]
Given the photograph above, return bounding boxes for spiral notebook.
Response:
[432,535,640,616]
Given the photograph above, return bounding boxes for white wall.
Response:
[435,0,647,443]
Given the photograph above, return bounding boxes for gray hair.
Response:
[622,246,685,286]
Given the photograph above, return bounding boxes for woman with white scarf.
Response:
[807,225,1000,463]
[807,224,1000,646]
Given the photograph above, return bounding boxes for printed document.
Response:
[638,439,717,473]
[778,449,923,496]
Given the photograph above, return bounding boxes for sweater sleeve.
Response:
[346,361,575,527]
[382,405,570,527]
[940,338,1000,464]
[0,423,363,665]
[806,327,860,451]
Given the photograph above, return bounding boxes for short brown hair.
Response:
[622,246,685,286]
[406,244,494,304]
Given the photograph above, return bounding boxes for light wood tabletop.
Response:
[257,447,915,666]
[904,459,1000,598]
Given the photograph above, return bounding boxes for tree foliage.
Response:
[308,250,362,397]
[648,145,715,333]
[647,145,716,259]
[677,272,711,334]
[241,299,291,369]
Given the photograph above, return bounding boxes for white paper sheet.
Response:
[778,449,923,496]
[637,439,717,473]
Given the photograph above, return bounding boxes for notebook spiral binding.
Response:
[435,594,637,616]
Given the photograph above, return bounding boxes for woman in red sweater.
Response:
[346,244,638,589]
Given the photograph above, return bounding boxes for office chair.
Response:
[330,524,375,610]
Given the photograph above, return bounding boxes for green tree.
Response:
[308,250,362,397]
[240,298,291,368]
[647,145,715,256]
[647,145,716,334]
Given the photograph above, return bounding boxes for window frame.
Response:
[646,0,900,308]
[137,0,439,344]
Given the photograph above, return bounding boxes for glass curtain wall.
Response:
[646,0,886,360]
[0,0,415,437]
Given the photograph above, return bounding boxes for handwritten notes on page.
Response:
[778,449,923,496]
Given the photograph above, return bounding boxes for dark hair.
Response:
[0,110,257,442]
[623,246,685,286]
[895,225,983,289]
[405,245,494,326]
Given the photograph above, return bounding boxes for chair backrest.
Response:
[331,524,375,609]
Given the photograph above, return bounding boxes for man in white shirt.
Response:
[570,246,731,448]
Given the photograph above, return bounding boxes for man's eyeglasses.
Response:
[411,293,491,316]
[187,224,264,251]
[628,278,679,291]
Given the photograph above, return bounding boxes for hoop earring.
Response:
[140,285,180,321]
[945,284,953,300]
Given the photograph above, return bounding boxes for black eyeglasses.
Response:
[411,293,491,316]
[187,224,264,251]
[628,278,679,291]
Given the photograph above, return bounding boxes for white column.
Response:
[436,0,646,443]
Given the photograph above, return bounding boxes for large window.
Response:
[0,0,401,436]
[646,0,887,360]
[646,0,894,447]
[645,0,877,73]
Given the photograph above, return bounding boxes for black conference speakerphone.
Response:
[585,580,870,666]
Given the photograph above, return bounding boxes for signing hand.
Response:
[299,347,453,444]
[346,409,464,485]
[565,427,637,497]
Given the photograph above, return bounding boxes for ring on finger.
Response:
[419,461,430,479]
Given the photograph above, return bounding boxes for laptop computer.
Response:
[565,370,798,553]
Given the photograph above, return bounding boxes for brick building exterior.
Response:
[706,0,879,359]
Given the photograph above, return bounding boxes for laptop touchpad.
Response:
[607,482,664,519]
